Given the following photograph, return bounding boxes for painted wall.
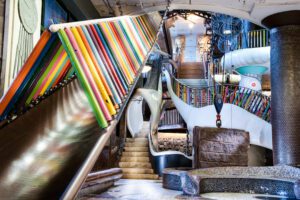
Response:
[0,0,42,96]
[0,0,6,77]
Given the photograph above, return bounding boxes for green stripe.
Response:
[58,30,108,128]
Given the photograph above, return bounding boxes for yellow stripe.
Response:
[114,22,139,68]
[101,23,134,83]
[122,19,146,58]
[39,52,68,95]
[71,27,116,115]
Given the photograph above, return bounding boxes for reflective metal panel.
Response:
[0,80,101,199]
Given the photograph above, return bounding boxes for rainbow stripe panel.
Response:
[0,15,158,128]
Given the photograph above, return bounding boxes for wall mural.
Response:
[14,0,38,78]
[0,0,41,96]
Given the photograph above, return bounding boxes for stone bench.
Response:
[163,166,300,199]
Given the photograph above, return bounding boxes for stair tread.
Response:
[119,162,152,168]
[120,157,150,162]
[122,152,148,157]
[124,147,148,152]
[121,168,154,174]
[122,174,159,180]
[120,136,157,180]
[125,142,148,147]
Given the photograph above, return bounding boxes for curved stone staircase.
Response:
[119,124,159,180]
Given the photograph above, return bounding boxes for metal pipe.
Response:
[49,16,130,32]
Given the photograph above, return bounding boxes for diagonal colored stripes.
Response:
[0,15,159,128]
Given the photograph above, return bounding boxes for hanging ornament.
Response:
[214,93,223,128]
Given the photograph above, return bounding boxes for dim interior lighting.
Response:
[223,29,232,35]
[142,65,152,73]
[187,14,199,22]
[189,23,194,29]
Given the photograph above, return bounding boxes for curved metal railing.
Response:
[168,70,271,122]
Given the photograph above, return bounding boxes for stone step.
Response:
[124,146,148,152]
[120,157,149,162]
[122,152,149,157]
[122,173,159,180]
[119,162,152,169]
[126,138,148,142]
[121,168,154,174]
[125,141,148,147]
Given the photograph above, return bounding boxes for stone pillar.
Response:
[270,25,300,166]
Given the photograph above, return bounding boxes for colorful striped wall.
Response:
[0,14,160,128]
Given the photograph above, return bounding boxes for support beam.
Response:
[270,25,300,166]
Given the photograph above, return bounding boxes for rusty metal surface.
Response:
[270,25,300,166]
[0,79,101,199]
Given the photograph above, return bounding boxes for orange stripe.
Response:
[0,31,51,115]
[77,27,113,97]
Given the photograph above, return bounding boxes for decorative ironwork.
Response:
[210,14,242,53]
[162,10,212,20]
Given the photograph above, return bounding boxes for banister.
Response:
[163,69,271,122]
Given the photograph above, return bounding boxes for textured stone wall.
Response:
[193,127,250,168]
[270,26,300,166]
[158,132,192,155]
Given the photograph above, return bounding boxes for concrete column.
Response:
[270,25,300,166]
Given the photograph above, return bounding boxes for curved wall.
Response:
[164,70,272,149]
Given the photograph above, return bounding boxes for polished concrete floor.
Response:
[86,179,290,200]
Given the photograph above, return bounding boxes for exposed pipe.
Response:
[49,16,130,32]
